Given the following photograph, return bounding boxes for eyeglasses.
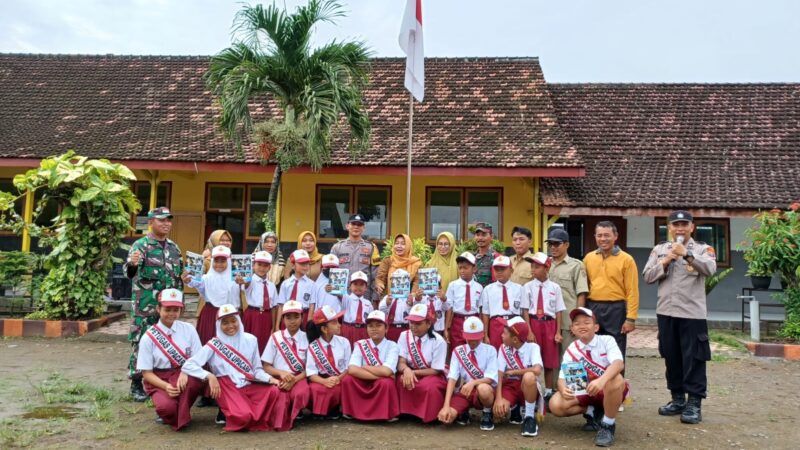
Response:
[437,242,450,247]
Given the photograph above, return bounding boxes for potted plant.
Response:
[739,204,800,290]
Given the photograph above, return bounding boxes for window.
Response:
[132,182,171,235]
[0,179,23,235]
[0,179,59,234]
[426,188,502,241]
[317,186,390,241]
[655,218,730,267]
[206,183,270,253]
[551,219,585,259]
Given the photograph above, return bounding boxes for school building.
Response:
[1,54,798,315]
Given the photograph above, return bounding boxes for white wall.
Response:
[730,217,754,250]
[625,216,655,248]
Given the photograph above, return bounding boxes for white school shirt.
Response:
[187,278,240,308]
[278,275,316,309]
[261,329,309,373]
[480,280,525,317]
[314,274,343,313]
[447,343,499,386]
[445,278,483,315]
[348,337,400,373]
[341,293,373,324]
[496,342,543,380]
[420,295,447,332]
[397,330,447,371]
[245,273,279,309]
[136,320,202,371]
[182,332,271,388]
[523,279,566,318]
[558,335,624,380]
[379,296,411,325]
[305,335,352,377]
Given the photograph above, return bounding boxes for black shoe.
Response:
[130,379,148,402]
[325,410,342,420]
[658,392,686,416]
[544,391,554,412]
[680,396,702,424]
[480,411,495,431]
[594,421,616,447]
[456,411,470,426]
[509,405,523,424]
[215,409,226,425]
[196,396,217,408]
[582,412,600,431]
[521,416,538,437]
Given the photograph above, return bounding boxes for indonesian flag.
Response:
[398,0,424,102]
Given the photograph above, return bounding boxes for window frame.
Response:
[425,187,503,242]
[130,181,172,237]
[204,182,271,248]
[315,184,392,243]
[654,217,731,268]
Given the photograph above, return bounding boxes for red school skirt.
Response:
[341,376,400,421]
[396,374,447,423]
[489,316,511,349]
[309,379,342,416]
[216,376,280,432]
[341,323,369,346]
[143,368,205,431]
[196,304,219,345]
[449,314,477,349]
[270,380,311,431]
[243,307,273,353]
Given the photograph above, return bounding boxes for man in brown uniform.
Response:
[331,214,381,302]
[546,228,588,352]
[643,211,716,425]
[509,226,534,286]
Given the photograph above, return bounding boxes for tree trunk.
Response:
[264,164,283,233]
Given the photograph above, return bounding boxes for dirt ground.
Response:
[1,330,798,449]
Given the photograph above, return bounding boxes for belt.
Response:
[491,315,513,320]
[587,299,625,303]
[531,315,555,321]
[389,323,408,328]
[345,322,366,328]
[454,313,478,318]
[152,368,177,373]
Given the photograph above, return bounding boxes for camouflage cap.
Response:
[147,207,173,219]
[472,222,493,233]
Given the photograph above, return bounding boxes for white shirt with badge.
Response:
[378,296,411,325]
[261,329,309,373]
[497,342,543,380]
[244,273,279,310]
[341,293,373,324]
[445,278,483,315]
[480,279,525,317]
[278,275,316,309]
[305,335,352,377]
[523,279,566,318]
[447,342,499,386]
[136,320,202,371]
[397,330,447,371]
[558,335,623,380]
[348,337,400,373]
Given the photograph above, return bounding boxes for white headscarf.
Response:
[216,311,245,348]
[202,257,238,307]
[213,312,268,387]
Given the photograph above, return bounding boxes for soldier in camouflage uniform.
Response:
[125,207,184,401]
[472,222,501,287]
[330,214,381,303]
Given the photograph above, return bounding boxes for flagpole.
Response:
[406,92,414,234]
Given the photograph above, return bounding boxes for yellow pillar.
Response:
[532,178,541,252]
[21,189,34,252]
[148,170,160,211]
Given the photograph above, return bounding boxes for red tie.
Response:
[325,343,336,368]
[502,284,509,310]
[262,280,270,310]
[355,298,364,324]
[388,299,399,324]
[290,337,297,354]
[464,282,472,312]
[536,284,545,318]
[290,279,299,301]
[468,349,479,367]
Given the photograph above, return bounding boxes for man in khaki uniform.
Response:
[509,226,534,286]
[546,228,588,352]
[330,213,381,302]
[643,210,717,425]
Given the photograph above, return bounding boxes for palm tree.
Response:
[206,0,372,232]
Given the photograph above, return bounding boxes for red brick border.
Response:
[745,341,800,360]
[0,312,126,338]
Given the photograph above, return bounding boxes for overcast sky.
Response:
[1,0,798,82]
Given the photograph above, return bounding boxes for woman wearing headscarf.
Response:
[425,231,459,295]
[374,233,422,300]
[254,231,286,286]
[282,231,324,282]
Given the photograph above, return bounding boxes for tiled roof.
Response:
[0,54,581,169]
[544,83,800,210]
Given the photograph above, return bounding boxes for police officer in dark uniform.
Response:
[643,211,717,424]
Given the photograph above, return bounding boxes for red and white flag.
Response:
[398,0,424,102]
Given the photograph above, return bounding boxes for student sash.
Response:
[565,342,608,381]
[500,344,525,371]
[406,332,429,369]
[309,340,340,376]
[454,345,484,380]
[273,332,305,374]
[208,337,255,380]
[146,324,188,368]
[358,339,383,367]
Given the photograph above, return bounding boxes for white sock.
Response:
[483,407,491,413]
[524,401,536,418]
[545,388,553,395]
[602,415,615,425]
[586,405,595,416]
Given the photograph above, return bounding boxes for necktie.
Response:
[388,299,399,324]
[355,298,364,324]
[262,280,270,310]
[288,333,297,353]
[502,284,509,310]
[290,278,299,301]
[468,349,479,367]
[464,282,472,312]
[536,284,545,318]
[325,343,336,369]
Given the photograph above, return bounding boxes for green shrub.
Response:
[778,287,800,341]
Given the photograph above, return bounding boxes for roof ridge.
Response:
[549,82,800,87]
[0,53,540,63]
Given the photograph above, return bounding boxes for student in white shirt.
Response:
[340,271,373,345]
[443,252,483,348]
[314,254,344,313]
[480,255,530,348]
[242,251,279,352]
[305,305,351,419]
[278,249,317,327]
[378,268,414,342]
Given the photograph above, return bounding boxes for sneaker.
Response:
[582,412,600,432]
[387,416,399,423]
[480,411,495,431]
[456,411,470,426]
[544,391,554,412]
[196,396,218,408]
[594,422,616,447]
[154,416,165,425]
[325,410,342,420]
[215,409,226,425]
[680,396,702,424]
[130,379,148,402]
[508,405,523,425]
[342,413,353,420]
[521,416,539,437]
[658,393,686,416]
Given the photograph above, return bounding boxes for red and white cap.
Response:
[569,306,595,321]
[158,288,184,308]
[313,305,344,325]
[211,245,231,259]
[291,249,311,264]
[502,316,530,338]
[217,304,238,319]
[492,255,511,267]
[321,254,339,268]
[366,310,387,324]
[253,251,273,264]
[463,316,485,340]
[282,300,304,315]
[525,251,551,268]
[350,270,369,284]
[407,303,429,322]
[456,252,477,265]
